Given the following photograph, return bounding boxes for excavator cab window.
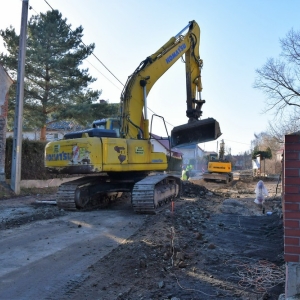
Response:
[92,119,120,137]
[209,154,218,161]
[111,120,120,137]
[92,119,107,129]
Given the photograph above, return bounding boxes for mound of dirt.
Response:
[66,179,284,300]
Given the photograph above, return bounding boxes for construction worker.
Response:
[185,164,193,180]
[181,166,188,180]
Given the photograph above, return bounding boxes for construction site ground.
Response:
[0,176,284,300]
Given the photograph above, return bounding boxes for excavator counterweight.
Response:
[170,118,221,147]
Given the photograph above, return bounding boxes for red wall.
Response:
[284,134,300,262]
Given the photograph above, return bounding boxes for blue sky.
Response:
[1,0,299,154]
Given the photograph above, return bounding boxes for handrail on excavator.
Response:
[175,21,192,38]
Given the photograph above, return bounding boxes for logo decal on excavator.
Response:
[165,43,187,64]
[114,146,126,163]
[46,145,91,165]
[151,159,163,163]
[46,152,72,161]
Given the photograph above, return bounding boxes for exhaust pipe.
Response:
[171,118,222,147]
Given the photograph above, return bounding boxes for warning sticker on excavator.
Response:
[135,147,144,154]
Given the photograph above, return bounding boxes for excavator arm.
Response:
[120,20,221,146]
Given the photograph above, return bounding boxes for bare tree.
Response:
[254,29,300,118]
[251,131,281,153]
[251,132,268,151]
[251,131,282,175]
[267,108,300,143]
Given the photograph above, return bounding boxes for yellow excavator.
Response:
[202,139,233,183]
[44,20,221,213]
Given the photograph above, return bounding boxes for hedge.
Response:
[5,137,53,180]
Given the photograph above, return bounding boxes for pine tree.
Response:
[0,10,112,140]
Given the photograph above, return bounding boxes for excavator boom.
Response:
[120,20,221,145]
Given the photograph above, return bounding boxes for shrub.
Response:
[5,137,53,180]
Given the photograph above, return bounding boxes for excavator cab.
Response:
[170,117,221,147]
[92,118,121,137]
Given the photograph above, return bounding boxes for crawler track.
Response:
[131,174,181,213]
[56,174,181,213]
[56,176,127,211]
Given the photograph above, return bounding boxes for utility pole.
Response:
[11,0,29,194]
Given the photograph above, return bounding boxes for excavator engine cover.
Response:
[171,118,221,147]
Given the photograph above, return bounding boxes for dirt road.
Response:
[0,197,145,299]
[0,178,284,300]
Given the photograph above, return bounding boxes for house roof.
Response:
[46,121,84,131]
[0,64,13,102]
[0,64,13,82]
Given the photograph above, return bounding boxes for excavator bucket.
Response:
[170,118,222,147]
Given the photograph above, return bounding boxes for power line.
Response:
[35,1,184,130]
[27,4,123,94]
[13,4,258,146]
[39,1,176,127]
[43,0,124,87]
[147,106,175,128]
[28,2,124,93]
[84,61,123,92]
[28,5,38,14]
[223,138,251,146]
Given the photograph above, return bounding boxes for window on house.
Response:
[54,133,58,139]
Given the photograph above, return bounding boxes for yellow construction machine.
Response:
[202,140,233,183]
[44,20,222,213]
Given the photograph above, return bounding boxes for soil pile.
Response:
[67,179,284,300]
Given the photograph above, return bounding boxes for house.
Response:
[178,144,206,171]
[150,133,182,171]
[6,121,84,141]
[6,129,64,141]
[276,148,283,161]
[233,155,245,170]
[150,133,182,157]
